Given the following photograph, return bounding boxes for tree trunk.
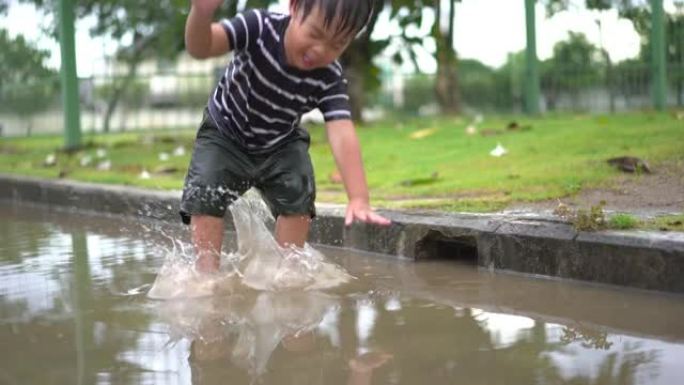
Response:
[339,0,383,123]
[433,0,460,115]
[103,58,140,133]
[103,33,149,133]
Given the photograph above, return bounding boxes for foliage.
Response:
[553,201,607,231]
[401,73,435,114]
[94,80,149,107]
[608,213,639,229]
[542,0,642,18]
[541,0,684,105]
[542,32,605,109]
[0,29,59,118]
[458,59,503,110]
[560,326,613,350]
[640,214,684,232]
[574,203,607,231]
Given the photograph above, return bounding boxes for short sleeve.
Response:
[220,9,263,52]
[317,78,352,122]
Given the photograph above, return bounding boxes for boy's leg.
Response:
[258,132,316,249]
[180,110,253,272]
[275,215,310,248]
[192,215,224,273]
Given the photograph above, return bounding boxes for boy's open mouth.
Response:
[302,53,314,68]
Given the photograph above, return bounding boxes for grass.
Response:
[640,214,684,232]
[1,111,683,213]
[608,213,639,230]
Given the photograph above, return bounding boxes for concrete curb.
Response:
[2,174,683,293]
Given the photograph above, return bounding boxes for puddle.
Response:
[1,201,684,384]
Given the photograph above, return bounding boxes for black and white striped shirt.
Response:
[206,9,352,153]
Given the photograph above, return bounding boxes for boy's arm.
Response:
[185,0,231,59]
[326,119,391,226]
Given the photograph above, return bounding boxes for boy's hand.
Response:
[345,198,391,227]
[191,0,223,16]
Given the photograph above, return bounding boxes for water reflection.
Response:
[2,203,684,385]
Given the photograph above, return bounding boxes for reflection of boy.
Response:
[183,0,391,273]
[348,352,394,385]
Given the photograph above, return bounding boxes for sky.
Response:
[2,0,678,77]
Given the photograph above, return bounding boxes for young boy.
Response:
[182,0,391,272]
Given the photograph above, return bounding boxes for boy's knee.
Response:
[279,173,314,200]
[261,173,316,219]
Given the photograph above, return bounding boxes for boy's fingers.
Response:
[368,212,391,225]
[346,207,391,226]
[345,207,354,226]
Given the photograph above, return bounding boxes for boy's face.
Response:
[285,4,354,70]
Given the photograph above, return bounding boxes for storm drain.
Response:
[414,230,479,264]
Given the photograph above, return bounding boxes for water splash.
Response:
[148,190,352,299]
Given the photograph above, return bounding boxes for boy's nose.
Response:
[310,44,335,65]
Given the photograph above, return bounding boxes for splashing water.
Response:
[148,190,352,299]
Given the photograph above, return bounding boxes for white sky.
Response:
[2,0,678,77]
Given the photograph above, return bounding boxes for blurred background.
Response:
[0,0,682,136]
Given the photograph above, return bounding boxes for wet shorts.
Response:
[179,110,316,225]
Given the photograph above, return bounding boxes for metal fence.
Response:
[2,61,681,137]
[1,2,683,137]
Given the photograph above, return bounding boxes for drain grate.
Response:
[414,230,479,264]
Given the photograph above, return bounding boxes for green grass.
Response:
[640,215,684,232]
[608,213,639,230]
[1,112,683,212]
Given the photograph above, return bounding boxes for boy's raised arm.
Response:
[186,0,231,59]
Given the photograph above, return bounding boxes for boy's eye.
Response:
[309,29,323,39]
[332,40,350,50]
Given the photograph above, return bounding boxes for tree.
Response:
[339,0,386,122]
[627,3,684,105]
[17,0,276,132]
[541,32,604,110]
[457,59,496,110]
[341,0,438,122]
[432,0,460,114]
[543,1,684,106]
[0,29,59,135]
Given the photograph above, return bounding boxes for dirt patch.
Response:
[508,161,684,215]
[0,145,24,155]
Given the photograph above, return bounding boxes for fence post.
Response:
[58,0,81,150]
[651,0,667,110]
[524,0,541,115]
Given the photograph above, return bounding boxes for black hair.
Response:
[291,0,374,38]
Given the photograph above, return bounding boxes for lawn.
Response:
[1,112,682,212]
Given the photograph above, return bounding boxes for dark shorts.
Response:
[179,111,316,225]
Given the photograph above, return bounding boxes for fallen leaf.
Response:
[409,128,438,140]
[399,172,439,187]
[153,165,180,175]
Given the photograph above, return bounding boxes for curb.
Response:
[2,174,683,293]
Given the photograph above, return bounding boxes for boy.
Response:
[182,0,391,272]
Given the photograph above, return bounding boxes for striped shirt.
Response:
[207,9,352,154]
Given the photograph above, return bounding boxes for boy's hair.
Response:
[291,0,374,38]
